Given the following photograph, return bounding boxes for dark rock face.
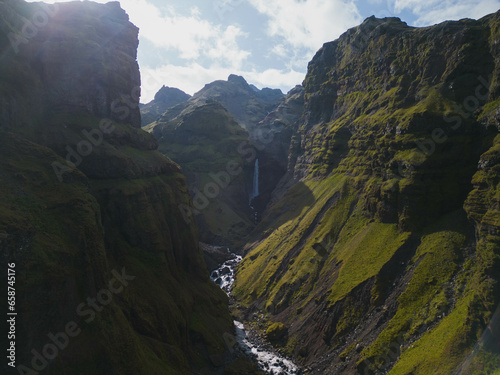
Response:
[233,11,500,375]
[0,1,141,128]
[251,85,305,215]
[140,85,191,126]
[42,1,141,128]
[0,2,233,374]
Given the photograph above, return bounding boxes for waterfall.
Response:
[252,158,259,200]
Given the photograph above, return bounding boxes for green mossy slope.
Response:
[233,11,500,374]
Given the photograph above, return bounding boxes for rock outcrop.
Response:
[233,12,500,374]
[0,2,234,374]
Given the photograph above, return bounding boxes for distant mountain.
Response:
[140,85,190,126]
[142,74,284,130]
[144,79,300,245]
[147,101,255,244]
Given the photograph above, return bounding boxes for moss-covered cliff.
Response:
[0,1,233,374]
[233,12,500,374]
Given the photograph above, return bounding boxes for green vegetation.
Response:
[361,212,469,372]
[326,219,410,304]
[233,11,500,375]
[233,174,350,308]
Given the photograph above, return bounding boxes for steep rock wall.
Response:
[0,2,233,374]
[234,12,500,375]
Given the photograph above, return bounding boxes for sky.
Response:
[28,0,500,103]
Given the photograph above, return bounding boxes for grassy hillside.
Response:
[233,12,500,374]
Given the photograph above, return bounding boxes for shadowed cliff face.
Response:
[233,12,500,374]
[148,101,256,245]
[0,2,233,374]
[252,85,305,215]
[0,1,141,129]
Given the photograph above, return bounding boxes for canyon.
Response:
[1,1,500,374]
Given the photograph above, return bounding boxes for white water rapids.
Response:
[210,252,300,375]
[210,253,242,293]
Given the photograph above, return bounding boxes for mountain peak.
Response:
[140,86,191,126]
[354,15,410,39]
[153,85,191,104]
[360,15,408,29]
[228,74,249,87]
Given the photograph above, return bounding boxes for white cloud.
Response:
[190,6,201,17]
[119,0,250,67]
[205,25,250,69]
[248,0,362,52]
[392,0,500,25]
[140,63,305,102]
[270,44,288,58]
[245,68,305,91]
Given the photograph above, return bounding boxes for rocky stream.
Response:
[210,250,301,375]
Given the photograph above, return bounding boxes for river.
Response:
[210,252,300,375]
